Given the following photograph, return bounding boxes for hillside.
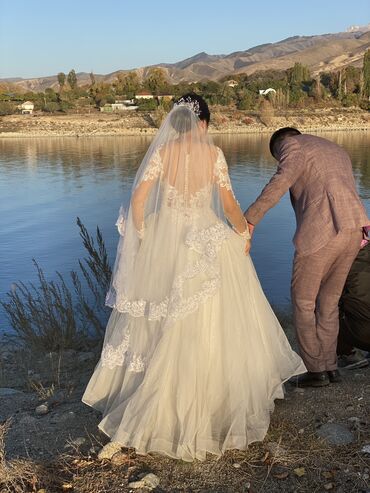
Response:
[2,28,370,92]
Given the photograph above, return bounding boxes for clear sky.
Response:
[1,0,369,79]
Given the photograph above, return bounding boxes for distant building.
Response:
[158,95,174,101]
[100,101,138,112]
[259,88,277,96]
[19,101,34,114]
[227,80,238,88]
[135,91,154,100]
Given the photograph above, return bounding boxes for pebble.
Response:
[71,437,86,446]
[0,387,24,396]
[98,441,122,460]
[59,411,76,421]
[128,473,160,490]
[361,444,370,454]
[316,423,354,446]
[267,441,287,458]
[324,482,334,490]
[233,463,241,468]
[35,403,49,415]
[111,451,129,465]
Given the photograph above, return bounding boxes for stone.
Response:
[324,482,334,490]
[111,451,129,465]
[316,423,354,446]
[35,403,49,415]
[128,473,160,490]
[71,437,86,447]
[233,463,241,468]
[58,411,76,422]
[361,444,370,454]
[267,441,287,458]
[98,441,122,460]
[47,389,68,406]
[0,387,24,396]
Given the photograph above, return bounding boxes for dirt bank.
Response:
[0,107,369,138]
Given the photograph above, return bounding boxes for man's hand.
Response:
[247,221,255,237]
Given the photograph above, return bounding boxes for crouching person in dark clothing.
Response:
[338,226,370,369]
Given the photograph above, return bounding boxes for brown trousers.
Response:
[291,229,362,372]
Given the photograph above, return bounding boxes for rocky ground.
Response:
[0,338,369,493]
[0,107,369,138]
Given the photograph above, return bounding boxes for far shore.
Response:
[0,108,369,138]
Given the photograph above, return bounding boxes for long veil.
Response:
[102,102,241,371]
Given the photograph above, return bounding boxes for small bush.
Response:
[0,101,16,115]
[1,218,112,352]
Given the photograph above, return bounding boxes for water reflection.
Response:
[1,131,369,332]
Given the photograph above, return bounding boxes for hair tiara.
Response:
[174,96,201,117]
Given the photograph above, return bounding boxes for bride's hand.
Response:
[245,239,251,255]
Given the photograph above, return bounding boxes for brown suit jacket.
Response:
[244,134,369,256]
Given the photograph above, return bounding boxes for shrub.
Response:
[136,98,157,111]
[0,101,16,115]
[1,218,112,352]
[259,99,275,126]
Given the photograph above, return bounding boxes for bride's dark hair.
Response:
[170,93,210,133]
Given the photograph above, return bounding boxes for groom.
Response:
[244,128,369,387]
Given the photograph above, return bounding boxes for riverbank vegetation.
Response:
[1,51,369,118]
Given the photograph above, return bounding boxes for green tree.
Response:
[67,69,78,90]
[114,71,140,98]
[57,72,66,92]
[288,63,310,85]
[320,72,339,97]
[344,66,361,94]
[362,49,370,99]
[45,87,58,102]
[90,71,96,87]
[144,68,169,96]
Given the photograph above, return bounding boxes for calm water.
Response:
[1,132,369,333]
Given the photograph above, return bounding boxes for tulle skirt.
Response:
[82,217,306,461]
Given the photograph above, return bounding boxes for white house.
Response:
[227,80,238,88]
[100,101,138,112]
[135,91,154,100]
[19,101,34,114]
[259,88,277,96]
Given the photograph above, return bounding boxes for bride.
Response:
[82,93,306,461]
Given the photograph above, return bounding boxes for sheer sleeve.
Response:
[214,147,250,239]
[131,147,163,237]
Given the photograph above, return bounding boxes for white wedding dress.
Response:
[82,103,306,461]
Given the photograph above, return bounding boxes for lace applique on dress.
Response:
[214,147,241,207]
[214,147,232,190]
[101,328,146,372]
[141,147,163,182]
[110,222,230,327]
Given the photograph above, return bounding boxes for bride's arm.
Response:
[215,148,251,253]
[131,180,155,237]
[131,147,163,238]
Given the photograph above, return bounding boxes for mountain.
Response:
[2,28,370,92]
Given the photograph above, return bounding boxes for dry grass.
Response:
[0,419,45,493]
[1,412,368,492]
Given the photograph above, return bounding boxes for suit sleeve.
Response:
[244,137,305,225]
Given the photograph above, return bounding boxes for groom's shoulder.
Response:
[294,133,341,151]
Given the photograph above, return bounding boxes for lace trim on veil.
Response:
[101,221,230,371]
